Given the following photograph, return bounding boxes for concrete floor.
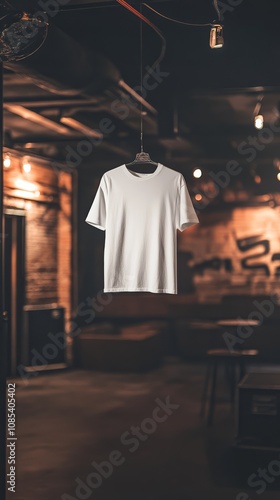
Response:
[10,359,280,500]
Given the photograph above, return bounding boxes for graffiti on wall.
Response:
[192,235,280,277]
[177,206,280,298]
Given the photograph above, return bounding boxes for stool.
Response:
[200,348,259,426]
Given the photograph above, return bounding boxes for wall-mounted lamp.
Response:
[22,157,31,173]
[3,153,11,168]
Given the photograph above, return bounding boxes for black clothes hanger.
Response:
[125,151,158,172]
[125,1,164,174]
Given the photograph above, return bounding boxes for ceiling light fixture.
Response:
[142,1,224,49]
[254,96,264,129]
[209,24,224,49]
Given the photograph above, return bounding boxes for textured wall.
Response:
[178,204,280,302]
[26,204,58,304]
[4,157,73,326]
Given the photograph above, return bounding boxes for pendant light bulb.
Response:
[254,114,264,130]
[210,24,224,49]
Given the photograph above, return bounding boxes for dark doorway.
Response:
[4,210,25,377]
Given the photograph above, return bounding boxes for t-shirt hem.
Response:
[85,218,106,231]
[179,219,199,231]
[104,287,177,294]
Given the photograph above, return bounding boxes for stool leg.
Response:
[200,362,211,418]
[207,362,218,426]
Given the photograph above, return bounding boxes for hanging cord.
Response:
[116,0,167,154]
[213,0,221,22]
[143,0,222,27]
[116,0,166,72]
[53,0,166,72]
[140,0,144,152]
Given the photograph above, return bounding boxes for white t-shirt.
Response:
[85,163,199,294]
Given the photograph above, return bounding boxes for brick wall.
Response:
[26,204,58,304]
[4,155,73,329]
[57,171,73,330]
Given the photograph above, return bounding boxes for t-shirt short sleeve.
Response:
[177,179,199,231]
[85,175,107,231]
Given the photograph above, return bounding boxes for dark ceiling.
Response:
[3,0,280,193]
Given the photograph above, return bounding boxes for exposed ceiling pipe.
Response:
[118,80,157,115]
[4,20,157,121]
[60,116,104,139]
[4,103,73,134]
[3,97,102,107]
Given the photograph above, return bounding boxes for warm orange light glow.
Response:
[254,175,262,184]
[25,201,32,210]
[277,172,280,181]
[13,189,37,199]
[23,161,31,173]
[195,194,202,201]
[15,178,38,192]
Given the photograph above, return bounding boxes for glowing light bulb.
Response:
[277,172,280,181]
[23,161,31,173]
[195,194,202,201]
[3,154,11,168]
[193,168,202,179]
[254,115,264,130]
